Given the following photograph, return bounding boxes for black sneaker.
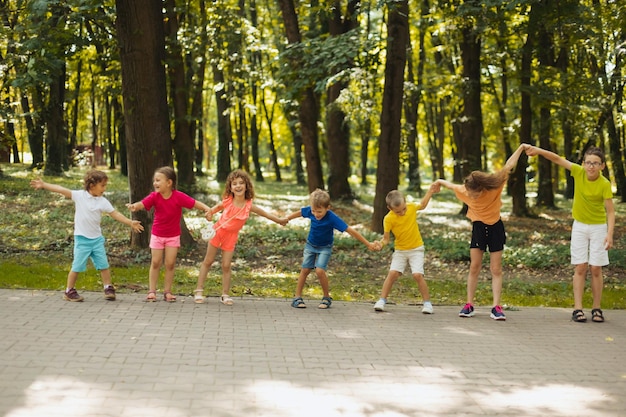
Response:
[64,288,84,302]
[104,286,116,301]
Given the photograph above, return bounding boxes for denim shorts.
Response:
[71,235,109,272]
[301,241,333,270]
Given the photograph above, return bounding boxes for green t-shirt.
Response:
[571,163,613,224]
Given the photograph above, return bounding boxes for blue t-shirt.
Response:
[301,206,348,247]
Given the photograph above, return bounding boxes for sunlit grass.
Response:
[2,163,625,308]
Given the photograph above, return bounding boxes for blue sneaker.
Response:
[459,303,474,317]
[490,305,506,321]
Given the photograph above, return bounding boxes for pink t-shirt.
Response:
[142,190,196,237]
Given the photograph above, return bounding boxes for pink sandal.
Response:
[145,291,157,302]
[164,291,177,302]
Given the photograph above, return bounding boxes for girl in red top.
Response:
[194,170,287,305]
[436,144,527,321]
[128,167,211,302]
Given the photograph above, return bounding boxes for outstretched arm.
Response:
[284,209,303,223]
[525,145,572,171]
[250,204,288,226]
[30,178,72,199]
[419,182,440,210]
[193,200,212,217]
[108,210,144,233]
[502,143,529,173]
[345,226,380,251]
[126,202,145,212]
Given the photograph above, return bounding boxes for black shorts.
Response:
[470,219,506,252]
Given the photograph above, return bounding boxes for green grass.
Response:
[1,163,625,309]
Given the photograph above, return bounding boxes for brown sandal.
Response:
[164,291,177,302]
[145,291,157,302]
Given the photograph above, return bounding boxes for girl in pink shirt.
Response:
[194,170,287,305]
[128,167,211,302]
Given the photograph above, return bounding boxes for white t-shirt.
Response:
[71,190,115,239]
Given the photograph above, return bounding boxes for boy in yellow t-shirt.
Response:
[374,184,440,313]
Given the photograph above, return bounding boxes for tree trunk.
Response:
[21,92,44,169]
[277,0,324,192]
[372,0,409,233]
[165,0,196,193]
[326,0,358,200]
[458,24,482,178]
[213,65,232,182]
[116,0,173,248]
[44,67,67,176]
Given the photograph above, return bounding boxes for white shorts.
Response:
[571,220,609,266]
[389,246,425,275]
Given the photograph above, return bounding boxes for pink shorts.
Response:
[210,228,239,252]
[149,234,181,249]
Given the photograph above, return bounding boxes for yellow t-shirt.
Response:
[571,164,613,224]
[383,202,424,250]
[454,183,505,225]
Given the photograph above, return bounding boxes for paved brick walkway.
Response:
[0,289,624,417]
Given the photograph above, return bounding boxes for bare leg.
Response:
[294,268,312,298]
[489,250,504,306]
[149,249,164,292]
[220,250,235,295]
[196,244,219,291]
[573,263,588,310]
[162,246,179,294]
[380,270,402,299]
[467,248,484,304]
[316,268,330,297]
[100,268,113,287]
[66,271,79,290]
[589,265,603,309]
[411,272,430,302]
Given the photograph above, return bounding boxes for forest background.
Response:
[0,0,624,308]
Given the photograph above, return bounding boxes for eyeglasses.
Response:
[583,161,603,167]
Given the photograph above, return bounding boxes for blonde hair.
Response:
[223,169,255,200]
[83,170,108,191]
[309,189,331,209]
[385,190,405,208]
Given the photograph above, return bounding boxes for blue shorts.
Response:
[301,241,333,271]
[71,235,109,272]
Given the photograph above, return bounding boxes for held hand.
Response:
[131,220,144,233]
[126,203,136,212]
[429,182,441,193]
[205,210,213,221]
[525,145,538,157]
[278,218,289,226]
[30,178,44,190]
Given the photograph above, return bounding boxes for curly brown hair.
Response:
[223,169,255,200]
[83,170,108,191]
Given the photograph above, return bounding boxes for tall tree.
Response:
[277,0,324,192]
[372,0,409,233]
[116,0,173,248]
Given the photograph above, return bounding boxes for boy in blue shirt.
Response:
[285,189,380,309]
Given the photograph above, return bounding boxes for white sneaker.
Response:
[374,299,386,311]
[422,303,433,314]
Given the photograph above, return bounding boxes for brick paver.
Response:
[0,289,624,417]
